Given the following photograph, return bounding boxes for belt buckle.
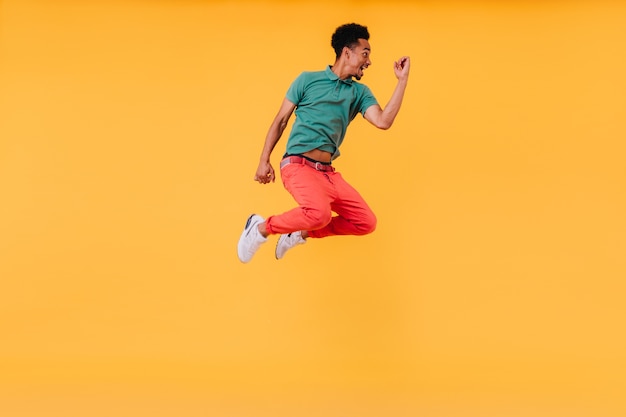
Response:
[314,161,323,171]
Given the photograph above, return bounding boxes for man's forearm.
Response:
[260,119,287,162]
[259,98,296,163]
[380,78,409,129]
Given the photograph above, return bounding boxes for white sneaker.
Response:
[275,231,306,260]
[237,214,267,263]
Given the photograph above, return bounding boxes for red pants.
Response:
[265,161,377,238]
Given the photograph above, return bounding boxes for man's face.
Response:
[347,38,371,80]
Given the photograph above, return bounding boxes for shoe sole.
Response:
[275,234,287,260]
[237,214,261,263]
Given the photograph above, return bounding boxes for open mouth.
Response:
[356,66,366,80]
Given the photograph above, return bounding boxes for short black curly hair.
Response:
[331,23,370,58]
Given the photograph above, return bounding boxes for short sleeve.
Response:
[358,84,378,116]
[286,73,306,105]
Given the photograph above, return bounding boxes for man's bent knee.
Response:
[356,212,377,235]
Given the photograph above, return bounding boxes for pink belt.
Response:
[280,156,335,172]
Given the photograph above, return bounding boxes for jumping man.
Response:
[238,23,410,263]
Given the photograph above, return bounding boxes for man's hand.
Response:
[254,160,275,184]
[394,56,410,80]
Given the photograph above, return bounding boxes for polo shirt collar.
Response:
[326,65,353,84]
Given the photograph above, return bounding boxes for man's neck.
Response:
[331,61,352,81]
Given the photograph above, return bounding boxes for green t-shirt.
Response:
[285,66,378,160]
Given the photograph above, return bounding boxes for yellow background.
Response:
[1,1,625,416]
